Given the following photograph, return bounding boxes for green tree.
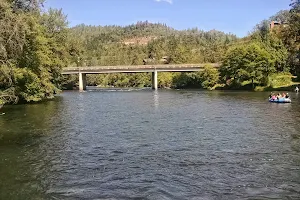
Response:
[199,65,219,89]
[0,0,69,104]
[221,42,274,88]
[286,0,300,75]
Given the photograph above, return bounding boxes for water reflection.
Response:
[153,90,159,109]
[0,98,62,145]
[0,98,65,199]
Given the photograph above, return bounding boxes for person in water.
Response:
[295,86,299,93]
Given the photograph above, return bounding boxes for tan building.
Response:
[270,21,288,29]
[269,21,281,29]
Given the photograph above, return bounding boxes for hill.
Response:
[68,21,238,66]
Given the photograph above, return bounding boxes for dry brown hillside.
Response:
[123,36,157,45]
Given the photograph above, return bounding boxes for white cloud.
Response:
[155,0,173,4]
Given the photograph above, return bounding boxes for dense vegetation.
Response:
[1,0,299,105]
[219,5,299,90]
[0,0,74,105]
[69,23,237,66]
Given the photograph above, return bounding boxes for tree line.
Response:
[220,5,299,90]
[1,0,299,105]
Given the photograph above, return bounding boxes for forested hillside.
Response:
[64,21,238,89]
[68,21,238,66]
[1,0,299,105]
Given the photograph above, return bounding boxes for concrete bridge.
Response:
[62,63,220,91]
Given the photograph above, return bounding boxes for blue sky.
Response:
[44,0,291,37]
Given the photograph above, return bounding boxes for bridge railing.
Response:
[63,63,220,71]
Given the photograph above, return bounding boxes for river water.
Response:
[0,88,300,200]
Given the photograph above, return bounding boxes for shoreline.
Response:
[64,85,299,92]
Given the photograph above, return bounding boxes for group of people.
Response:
[269,92,290,100]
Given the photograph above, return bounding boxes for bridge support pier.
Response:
[152,70,158,90]
[79,72,87,91]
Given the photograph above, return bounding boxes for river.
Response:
[0,88,300,200]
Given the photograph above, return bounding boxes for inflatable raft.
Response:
[269,98,291,103]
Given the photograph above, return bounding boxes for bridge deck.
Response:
[62,63,220,74]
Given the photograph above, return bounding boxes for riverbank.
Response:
[213,83,300,92]
[213,74,300,92]
[91,82,300,92]
[255,83,300,92]
[62,73,299,92]
[61,71,299,93]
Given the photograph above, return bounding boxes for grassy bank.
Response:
[214,73,299,92]
[255,74,300,92]
[255,83,300,92]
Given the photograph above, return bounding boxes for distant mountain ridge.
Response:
[70,21,237,41]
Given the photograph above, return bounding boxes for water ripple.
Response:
[1,90,300,199]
